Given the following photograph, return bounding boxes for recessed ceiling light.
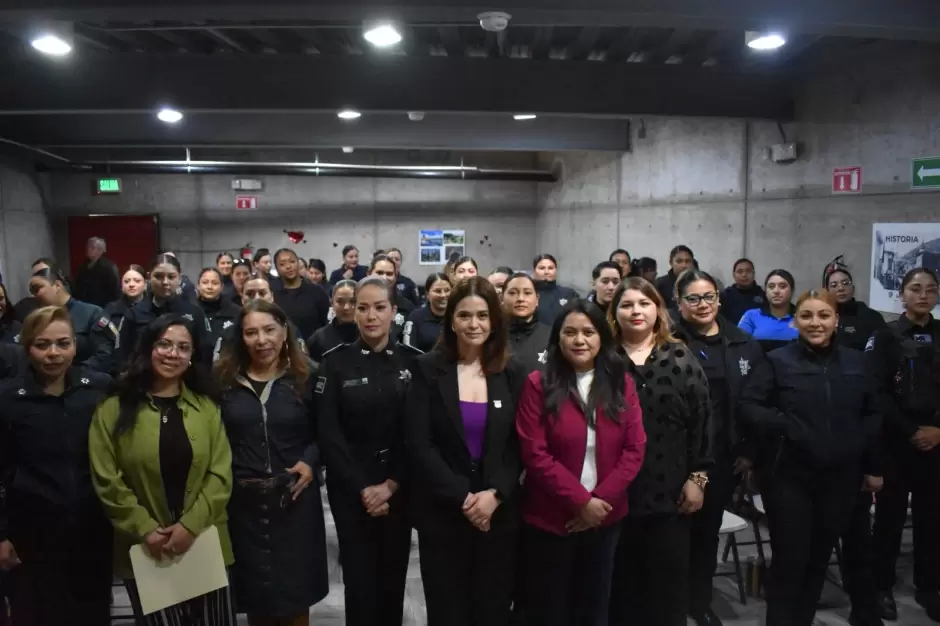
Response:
[513,114,537,121]
[157,108,184,124]
[337,109,362,120]
[31,34,72,57]
[745,32,786,51]
[364,24,402,48]
[342,146,355,154]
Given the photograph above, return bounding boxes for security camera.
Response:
[477,11,511,32]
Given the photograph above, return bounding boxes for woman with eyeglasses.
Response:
[868,267,940,623]
[0,306,113,626]
[671,269,765,626]
[738,269,798,353]
[29,266,117,374]
[532,254,580,327]
[90,314,236,625]
[307,279,359,365]
[607,277,711,626]
[403,273,452,353]
[503,272,552,374]
[104,265,147,333]
[739,289,881,626]
[215,299,328,626]
[822,263,887,353]
[515,299,646,626]
[317,277,423,626]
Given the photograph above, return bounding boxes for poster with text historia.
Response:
[419,229,465,266]
[870,222,940,315]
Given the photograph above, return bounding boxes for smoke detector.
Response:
[477,11,511,32]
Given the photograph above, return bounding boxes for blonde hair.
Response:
[794,289,838,313]
[19,306,74,348]
[608,277,679,348]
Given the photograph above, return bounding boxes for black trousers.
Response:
[330,496,412,626]
[840,490,877,613]
[688,453,738,615]
[418,526,516,626]
[520,523,621,626]
[872,444,940,593]
[609,512,691,626]
[7,508,113,626]
[763,469,856,626]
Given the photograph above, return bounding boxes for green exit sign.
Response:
[96,178,122,194]
[912,157,940,189]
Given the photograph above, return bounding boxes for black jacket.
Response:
[274,281,331,341]
[0,320,20,344]
[64,298,117,374]
[0,343,25,380]
[739,341,881,476]
[307,319,359,365]
[508,317,552,374]
[405,351,526,535]
[655,270,680,310]
[392,292,415,343]
[13,296,41,324]
[623,342,712,516]
[671,313,766,460]
[74,257,120,308]
[104,296,140,330]
[118,296,213,367]
[534,281,579,326]
[179,274,198,303]
[317,340,424,509]
[197,297,242,351]
[835,299,887,353]
[867,315,940,442]
[0,367,111,541]
[719,283,767,326]
[396,275,420,306]
[403,305,444,353]
[329,265,368,285]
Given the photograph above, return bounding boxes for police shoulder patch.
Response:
[315,376,327,394]
[864,335,875,352]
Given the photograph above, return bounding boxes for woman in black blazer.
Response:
[406,276,526,626]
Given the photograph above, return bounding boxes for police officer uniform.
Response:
[118,295,212,368]
[402,305,443,353]
[198,297,242,355]
[307,319,359,365]
[396,275,420,307]
[63,297,117,374]
[508,317,552,374]
[835,298,887,353]
[0,319,20,345]
[103,295,137,332]
[0,368,113,626]
[534,280,579,327]
[391,292,415,344]
[0,343,25,380]
[869,314,940,619]
[317,339,423,626]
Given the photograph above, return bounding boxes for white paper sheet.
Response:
[129,525,228,615]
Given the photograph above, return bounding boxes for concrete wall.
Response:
[538,53,940,303]
[46,172,539,284]
[0,163,55,301]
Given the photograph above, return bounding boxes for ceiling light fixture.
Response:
[342,146,355,154]
[157,108,184,124]
[363,24,402,48]
[30,34,72,57]
[513,114,537,121]
[337,109,362,120]
[745,31,786,51]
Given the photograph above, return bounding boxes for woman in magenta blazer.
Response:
[516,299,647,626]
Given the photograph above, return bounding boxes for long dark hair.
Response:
[0,283,15,325]
[110,315,221,436]
[543,299,626,425]
[438,276,509,375]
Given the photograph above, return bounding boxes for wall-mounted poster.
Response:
[419,229,465,266]
[870,222,940,315]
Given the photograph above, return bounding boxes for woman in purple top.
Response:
[406,276,526,626]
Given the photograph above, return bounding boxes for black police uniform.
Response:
[835,298,887,353]
[274,281,331,341]
[0,319,20,344]
[719,283,767,326]
[198,297,242,353]
[104,295,137,332]
[508,317,551,374]
[739,341,881,626]
[0,368,113,626]
[534,280,579,326]
[402,305,443,353]
[118,295,212,368]
[396,275,420,306]
[391,293,415,344]
[869,315,940,615]
[12,297,40,324]
[0,343,25,380]
[317,339,424,626]
[307,319,359,365]
[179,274,198,303]
[64,298,117,374]
[672,314,765,619]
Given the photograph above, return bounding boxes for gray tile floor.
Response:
[112,488,934,625]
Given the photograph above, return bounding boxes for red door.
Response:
[67,215,160,277]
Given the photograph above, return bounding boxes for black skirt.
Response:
[228,478,329,617]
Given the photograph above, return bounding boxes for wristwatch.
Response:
[688,472,709,490]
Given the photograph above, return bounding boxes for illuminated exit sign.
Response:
[96,178,122,194]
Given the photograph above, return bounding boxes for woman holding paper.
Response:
[90,314,236,625]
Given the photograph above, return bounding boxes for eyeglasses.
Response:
[154,339,194,356]
[828,279,853,289]
[681,292,719,306]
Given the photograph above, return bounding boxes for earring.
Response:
[188,360,192,366]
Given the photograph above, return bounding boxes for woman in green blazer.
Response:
[90,314,236,625]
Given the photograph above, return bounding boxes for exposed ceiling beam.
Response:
[148,29,192,52]
[203,28,247,52]
[567,26,601,61]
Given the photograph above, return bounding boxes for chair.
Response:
[716,510,749,604]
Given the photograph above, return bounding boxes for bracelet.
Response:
[688,472,709,490]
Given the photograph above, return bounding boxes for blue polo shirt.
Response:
[738,307,797,353]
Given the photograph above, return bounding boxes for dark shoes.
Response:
[689,608,723,626]
[876,590,898,621]
[849,609,885,626]
[916,591,940,622]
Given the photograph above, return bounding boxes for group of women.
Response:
[0,239,937,626]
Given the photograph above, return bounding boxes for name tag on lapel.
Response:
[342,378,369,388]
[493,400,502,408]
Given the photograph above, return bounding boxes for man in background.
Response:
[74,237,120,307]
